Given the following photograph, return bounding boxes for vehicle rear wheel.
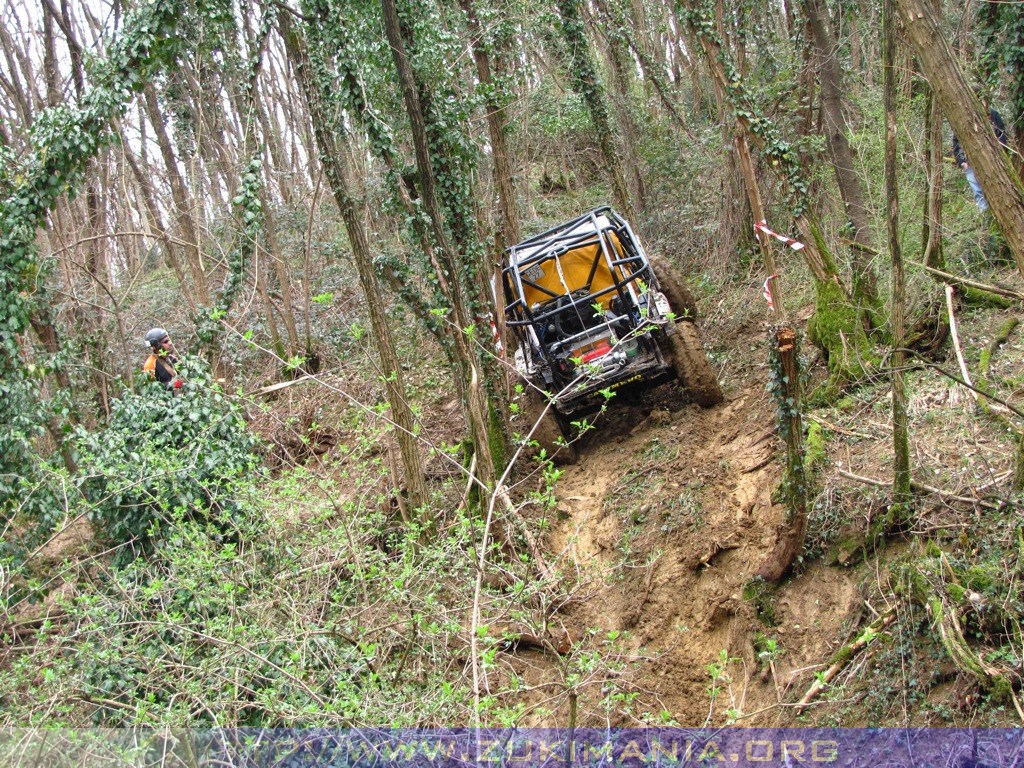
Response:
[649,254,698,321]
[666,321,723,407]
[519,386,577,464]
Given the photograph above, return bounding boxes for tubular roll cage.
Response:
[502,206,653,335]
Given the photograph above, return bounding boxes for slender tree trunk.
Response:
[118,122,196,312]
[29,312,78,475]
[223,37,303,361]
[677,11,707,118]
[683,0,835,290]
[380,0,501,494]
[756,327,807,583]
[622,24,689,131]
[553,0,635,220]
[885,0,911,508]
[280,8,428,516]
[263,201,302,356]
[459,0,519,253]
[683,0,875,389]
[922,83,944,268]
[254,247,286,359]
[459,0,518,397]
[44,0,114,405]
[143,83,211,305]
[895,0,1024,274]
[702,31,759,279]
[803,0,880,315]
[589,1,647,212]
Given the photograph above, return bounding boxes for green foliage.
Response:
[0,0,185,519]
[753,632,782,667]
[804,420,828,476]
[977,1,1024,136]
[742,576,777,627]
[74,358,261,557]
[2,449,640,728]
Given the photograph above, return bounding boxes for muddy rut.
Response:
[539,384,859,725]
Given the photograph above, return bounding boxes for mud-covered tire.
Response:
[519,387,577,464]
[649,254,698,321]
[667,321,723,407]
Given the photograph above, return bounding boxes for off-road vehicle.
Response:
[502,206,722,460]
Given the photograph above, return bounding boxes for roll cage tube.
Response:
[502,208,654,334]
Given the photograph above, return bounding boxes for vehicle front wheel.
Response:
[649,254,698,321]
[665,322,723,407]
[518,386,577,464]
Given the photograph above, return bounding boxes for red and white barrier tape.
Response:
[763,274,778,313]
[754,219,805,251]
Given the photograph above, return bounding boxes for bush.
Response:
[74,357,261,556]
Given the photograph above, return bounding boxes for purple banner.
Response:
[2,728,1022,767]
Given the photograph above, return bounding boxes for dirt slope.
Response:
[541,382,860,726]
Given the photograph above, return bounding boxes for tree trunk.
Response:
[459,0,518,398]
[280,8,428,517]
[683,0,876,391]
[803,0,880,317]
[263,200,302,357]
[380,0,501,495]
[459,0,519,253]
[589,0,647,213]
[143,83,211,305]
[702,34,762,284]
[895,0,1024,275]
[118,121,196,313]
[922,82,944,268]
[254,244,287,360]
[884,0,911,509]
[553,0,635,220]
[756,327,807,583]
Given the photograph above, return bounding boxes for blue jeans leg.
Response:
[964,165,988,210]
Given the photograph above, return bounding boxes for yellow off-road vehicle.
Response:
[502,206,722,459]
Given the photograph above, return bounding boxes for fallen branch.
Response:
[943,297,1024,490]
[913,262,1024,301]
[945,285,978,406]
[807,415,873,440]
[927,590,1024,724]
[837,468,1003,511]
[975,316,1024,425]
[740,454,773,474]
[984,317,1020,364]
[497,487,553,581]
[1,611,70,642]
[795,608,897,713]
[245,374,316,397]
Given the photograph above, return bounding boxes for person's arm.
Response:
[990,109,1009,148]
[952,135,967,167]
[154,357,175,386]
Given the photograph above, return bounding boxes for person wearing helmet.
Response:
[143,327,184,391]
